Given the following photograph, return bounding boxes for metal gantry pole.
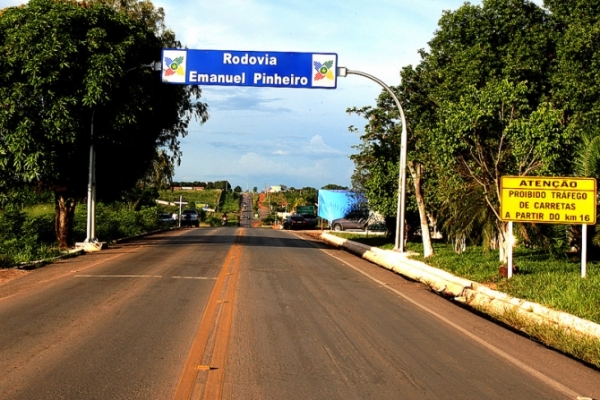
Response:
[84,107,97,244]
[337,67,409,252]
[83,61,162,247]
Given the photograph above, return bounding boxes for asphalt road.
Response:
[1,226,599,399]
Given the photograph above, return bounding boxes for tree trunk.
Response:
[408,161,434,258]
[385,216,396,240]
[453,234,466,253]
[54,192,76,250]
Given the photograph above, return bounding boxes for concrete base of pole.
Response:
[75,241,107,252]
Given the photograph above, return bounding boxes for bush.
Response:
[1,201,181,268]
[0,207,61,266]
[261,214,275,225]
[74,203,159,242]
[76,203,162,242]
[205,215,221,227]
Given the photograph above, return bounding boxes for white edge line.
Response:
[321,250,582,399]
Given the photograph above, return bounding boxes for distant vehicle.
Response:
[181,209,199,227]
[283,214,308,230]
[158,212,173,223]
[299,214,317,229]
[330,216,368,231]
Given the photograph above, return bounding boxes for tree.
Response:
[137,150,175,191]
[300,187,318,205]
[213,181,231,191]
[348,83,436,255]
[408,0,572,261]
[0,0,208,249]
[321,184,348,190]
[572,110,600,249]
[348,105,407,242]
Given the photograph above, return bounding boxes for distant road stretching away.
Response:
[1,225,599,399]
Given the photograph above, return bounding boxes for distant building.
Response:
[268,185,282,193]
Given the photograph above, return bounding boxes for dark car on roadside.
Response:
[283,214,308,230]
[158,212,174,224]
[300,214,317,229]
[181,209,199,227]
[330,216,368,231]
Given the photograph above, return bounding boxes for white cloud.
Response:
[304,135,345,156]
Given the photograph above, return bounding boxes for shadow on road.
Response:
[115,229,332,250]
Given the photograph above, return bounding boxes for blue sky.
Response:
[1,0,545,191]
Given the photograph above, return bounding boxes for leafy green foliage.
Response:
[0,0,208,248]
[0,208,61,267]
[71,203,163,242]
[282,187,318,211]
[350,0,581,258]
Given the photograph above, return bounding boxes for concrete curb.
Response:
[14,228,176,270]
[17,248,85,270]
[320,232,600,341]
[113,228,172,244]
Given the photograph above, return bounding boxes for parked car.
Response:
[158,212,173,224]
[283,214,308,230]
[300,213,317,229]
[330,216,368,231]
[181,209,199,227]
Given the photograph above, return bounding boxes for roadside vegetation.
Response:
[158,189,242,226]
[0,187,242,268]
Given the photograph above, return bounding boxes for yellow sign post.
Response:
[500,176,597,224]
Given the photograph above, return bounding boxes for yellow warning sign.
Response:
[500,176,597,224]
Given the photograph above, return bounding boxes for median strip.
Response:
[173,229,244,400]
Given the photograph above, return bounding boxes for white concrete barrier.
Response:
[319,232,600,340]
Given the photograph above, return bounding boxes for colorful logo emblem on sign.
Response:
[162,50,187,83]
[165,56,185,77]
[311,54,337,88]
[313,60,334,81]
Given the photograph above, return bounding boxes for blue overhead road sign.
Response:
[161,49,338,89]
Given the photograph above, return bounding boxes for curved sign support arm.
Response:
[338,67,408,252]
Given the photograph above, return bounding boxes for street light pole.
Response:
[83,108,98,245]
[81,61,162,250]
[337,67,408,252]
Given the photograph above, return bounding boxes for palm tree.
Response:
[573,132,600,246]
